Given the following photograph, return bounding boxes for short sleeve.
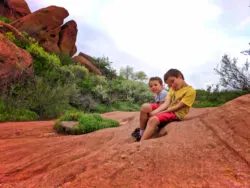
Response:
[159,89,168,102]
[181,88,196,107]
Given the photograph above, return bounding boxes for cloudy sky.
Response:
[25,0,250,89]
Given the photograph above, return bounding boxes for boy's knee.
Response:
[141,103,152,113]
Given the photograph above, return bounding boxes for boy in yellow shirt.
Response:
[138,68,196,141]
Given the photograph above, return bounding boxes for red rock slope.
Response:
[0,95,249,187]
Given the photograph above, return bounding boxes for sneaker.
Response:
[135,134,141,142]
[131,128,140,138]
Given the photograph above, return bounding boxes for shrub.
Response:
[1,76,80,119]
[54,111,119,135]
[0,99,39,121]
[26,43,61,74]
[0,109,39,122]
[194,89,247,107]
[94,101,140,113]
[0,16,12,23]
[57,53,77,66]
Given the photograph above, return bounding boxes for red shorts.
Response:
[151,103,179,124]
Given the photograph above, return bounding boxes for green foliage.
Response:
[54,111,119,135]
[0,109,39,122]
[93,56,117,79]
[26,43,61,73]
[110,78,153,103]
[94,101,140,113]
[57,53,77,66]
[215,54,250,92]
[120,66,134,80]
[134,71,148,82]
[0,16,12,23]
[3,31,34,49]
[193,89,247,108]
[119,66,148,82]
[1,77,79,119]
[0,98,39,121]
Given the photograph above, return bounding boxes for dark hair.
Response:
[149,76,163,85]
[164,69,184,82]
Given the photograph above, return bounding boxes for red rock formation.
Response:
[0,0,31,20]
[10,6,78,56]
[59,20,78,56]
[0,95,250,187]
[73,54,102,75]
[0,33,33,90]
[79,52,95,62]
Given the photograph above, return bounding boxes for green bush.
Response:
[0,98,39,121]
[1,76,80,119]
[54,111,119,135]
[194,89,247,107]
[65,65,89,80]
[26,43,61,74]
[57,53,77,66]
[0,16,12,23]
[94,101,140,113]
[0,109,39,122]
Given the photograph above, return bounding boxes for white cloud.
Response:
[238,16,250,30]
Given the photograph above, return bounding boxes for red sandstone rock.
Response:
[73,55,102,75]
[0,0,31,20]
[59,20,78,56]
[10,6,68,53]
[0,95,249,187]
[10,6,78,56]
[0,33,33,90]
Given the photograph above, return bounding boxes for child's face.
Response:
[149,80,163,94]
[165,75,183,91]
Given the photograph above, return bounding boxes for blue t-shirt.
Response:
[155,89,168,103]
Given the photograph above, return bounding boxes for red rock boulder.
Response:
[10,6,78,56]
[0,0,31,21]
[59,20,78,56]
[0,33,33,90]
[73,53,102,75]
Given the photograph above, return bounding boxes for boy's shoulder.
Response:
[159,89,168,94]
[169,85,195,95]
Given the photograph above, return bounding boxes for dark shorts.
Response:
[151,103,180,126]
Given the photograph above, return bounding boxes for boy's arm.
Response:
[160,101,186,113]
[150,98,171,116]
[162,88,196,113]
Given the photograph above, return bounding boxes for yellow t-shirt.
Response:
[166,86,196,119]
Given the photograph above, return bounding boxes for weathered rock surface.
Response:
[0,0,31,20]
[58,20,77,56]
[10,5,77,56]
[73,53,102,75]
[0,33,33,90]
[0,95,249,187]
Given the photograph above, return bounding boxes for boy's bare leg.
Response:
[140,116,160,141]
[139,103,152,130]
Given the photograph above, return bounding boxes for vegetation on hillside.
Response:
[0,16,12,23]
[0,28,154,128]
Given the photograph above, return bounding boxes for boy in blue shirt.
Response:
[132,77,167,140]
